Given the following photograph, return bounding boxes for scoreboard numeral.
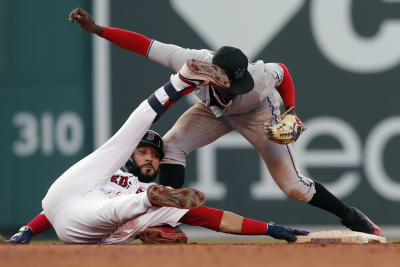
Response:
[13,112,84,157]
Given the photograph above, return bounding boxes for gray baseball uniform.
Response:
[147,41,316,202]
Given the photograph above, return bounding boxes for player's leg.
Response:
[179,207,266,235]
[102,206,190,244]
[262,142,381,236]
[7,212,51,244]
[53,183,205,243]
[159,102,233,188]
[179,206,308,242]
[229,105,382,236]
[225,103,315,201]
[42,74,196,222]
[104,204,307,244]
[52,191,154,243]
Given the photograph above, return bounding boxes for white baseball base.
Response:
[295,230,387,244]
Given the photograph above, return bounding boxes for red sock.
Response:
[27,213,52,235]
[241,218,268,235]
[179,206,224,232]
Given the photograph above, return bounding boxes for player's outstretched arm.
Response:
[7,212,52,244]
[179,206,309,243]
[69,7,154,58]
[69,8,103,35]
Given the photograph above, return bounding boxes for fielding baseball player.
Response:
[8,56,309,244]
[59,8,384,238]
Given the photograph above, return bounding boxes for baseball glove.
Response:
[264,106,305,145]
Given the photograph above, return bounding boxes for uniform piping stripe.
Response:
[285,145,314,188]
[147,93,166,121]
[146,40,154,58]
[163,81,180,101]
[266,97,279,124]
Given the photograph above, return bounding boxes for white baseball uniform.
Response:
[42,91,188,244]
[147,41,316,202]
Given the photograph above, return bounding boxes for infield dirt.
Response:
[1,243,400,267]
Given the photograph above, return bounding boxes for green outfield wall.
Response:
[1,0,399,236]
[0,0,92,232]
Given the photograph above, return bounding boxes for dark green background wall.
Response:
[0,0,92,233]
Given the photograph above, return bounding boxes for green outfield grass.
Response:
[0,235,5,243]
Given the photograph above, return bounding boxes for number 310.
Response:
[12,112,84,157]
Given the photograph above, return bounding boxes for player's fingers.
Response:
[285,233,297,243]
[78,8,90,18]
[292,228,309,236]
[68,8,76,23]
[73,8,82,20]
[75,13,87,25]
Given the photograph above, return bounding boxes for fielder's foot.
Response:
[341,207,382,236]
[179,59,230,88]
[138,225,188,244]
[147,185,206,209]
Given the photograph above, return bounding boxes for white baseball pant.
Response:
[42,100,156,243]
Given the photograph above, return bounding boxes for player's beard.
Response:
[124,158,159,183]
[137,163,159,183]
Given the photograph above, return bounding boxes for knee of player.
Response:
[161,141,188,166]
[286,189,309,202]
[163,136,185,154]
[281,181,315,202]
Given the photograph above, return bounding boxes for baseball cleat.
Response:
[341,207,382,236]
[179,59,230,88]
[147,184,206,209]
[138,225,188,244]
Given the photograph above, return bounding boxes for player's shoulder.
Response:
[248,60,280,76]
[186,48,213,62]
[263,62,284,75]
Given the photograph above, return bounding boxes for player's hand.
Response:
[266,223,309,242]
[264,106,305,145]
[7,226,33,244]
[68,8,103,35]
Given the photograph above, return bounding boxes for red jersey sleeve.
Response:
[100,26,153,57]
[276,63,296,109]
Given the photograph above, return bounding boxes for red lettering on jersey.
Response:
[119,176,128,188]
[110,176,118,184]
[136,188,144,194]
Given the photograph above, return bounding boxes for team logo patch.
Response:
[234,68,245,79]
[147,132,155,140]
[274,71,283,83]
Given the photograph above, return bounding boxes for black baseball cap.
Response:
[212,46,254,95]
